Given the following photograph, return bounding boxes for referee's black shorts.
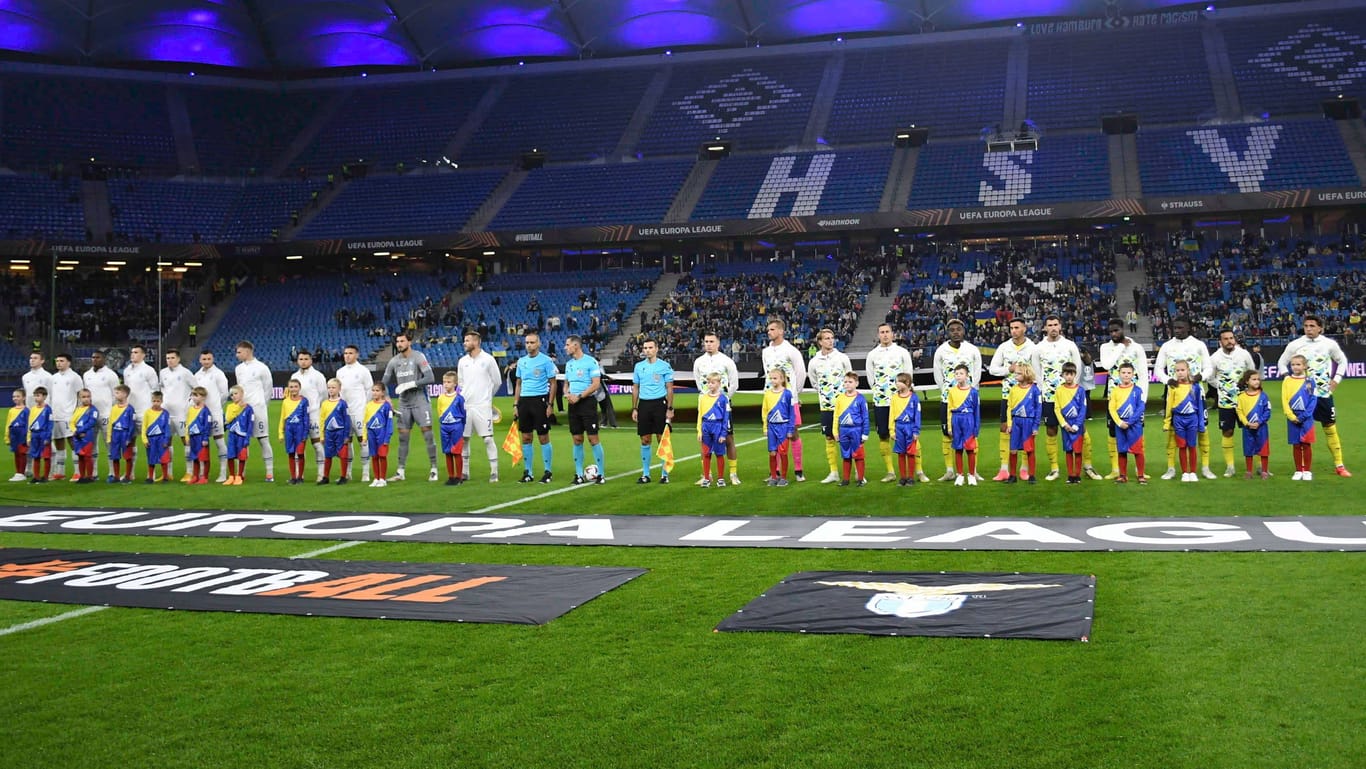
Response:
[568,397,599,436]
[636,398,668,437]
[517,395,552,436]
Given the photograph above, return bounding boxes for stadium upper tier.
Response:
[1,8,1364,241]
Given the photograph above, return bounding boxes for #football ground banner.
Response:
[1,507,1364,551]
[717,571,1096,641]
[0,548,645,624]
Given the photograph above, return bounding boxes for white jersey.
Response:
[1153,336,1209,384]
[456,351,503,406]
[987,338,1037,399]
[48,369,83,422]
[1098,338,1149,398]
[336,362,375,415]
[762,340,807,397]
[1277,335,1348,397]
[159,364,196,419]
[22,368,52,406]
[292,366,328,418]
[194,365,229,419]
[809,349,854,411]
[83,366,120,416]
[235,358,273,413]
[931,341,982,400]
[123,361,159,414]
[1203,346,1257,408]
[692,352,741,399]
[865,344,914,408]
[1031,336,1082,401]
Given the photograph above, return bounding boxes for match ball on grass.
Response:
[583,464,600,481]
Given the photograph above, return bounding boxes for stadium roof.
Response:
[0,0,1302,76]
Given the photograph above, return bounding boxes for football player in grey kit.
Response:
[381,332,439,481]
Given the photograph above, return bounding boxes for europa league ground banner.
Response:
[0,548,645,624]
[717,571,1096,641]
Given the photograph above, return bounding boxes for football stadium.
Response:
[0,0,1363,766]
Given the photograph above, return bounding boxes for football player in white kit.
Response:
[83,349,120,477]
[48,353,84,480]
[160,349,196,480]
[1153,317,1212,479]
[293,350,329,481]
[987,318,1036,481]
[456,332,504,482]
[865,324,914,483]
[337,344,375,482]
[1277,314,1351,477]
[693,331,742,485]
[762,319,808,481]
[194,350,231,483]
[1203,329,1257,477]
[931,319,982,481]
[234,340,276,481]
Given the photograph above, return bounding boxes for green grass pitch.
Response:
[1,381,1362,768]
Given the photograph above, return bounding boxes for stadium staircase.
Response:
[81,179,112,241]
[880,147,919,212]
[463,169,528,232]
[1114,260,1153,347]
[268,90,353,179]
[283,177,351,239]
[1336,120,1366,185]
[1108,135,1143,198]
[1201,21,1242,120]
[442,78,508,161]
[852,261,905,351]
[614,68,672,158]
[663,159,717,223]
[800,53,844,149]
[598,272,682,368]
[170,278,239,362]
[165,87,200,174]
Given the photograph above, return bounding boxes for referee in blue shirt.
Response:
[564,335,606,484]
[631,339,675,484]
[514,332,559,483]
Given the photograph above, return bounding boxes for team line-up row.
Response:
[3,313,1354,487]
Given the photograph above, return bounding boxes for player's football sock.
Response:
[1009,453,1018,477]
[1166,432,1177,472]
[1118,454,1128,477]
[842,459,851,482]
[1082,431,1094,468]
[316,453,325,480]
[1245,456,1254,473]
[445,454,455,479]
[954,452,963,475]
[791,436,803,474]
[967,452,977,476]
[880,439,894,475]
[855,457,865,482]
[324,457,333,479]
[908,454,917,479]
[941,435,952,474]
[484,435,499,470]
[16,450,27,475]
[1136,453,1146,477]
[592,443,604,474]
[700,449,711,480]
[999,440,1009,474]
[1323,423,1344,467]
[540,442,552,473]
[825,441,839,476]
[258,439,274,477]
[397,431,411,467]
[1045,432,1059,472]
[522,443,534,475]
[1303,444,1313,471]
[1107,436,1118,473]
[1222,435,1235,468]
[53,452,65,477]
[1198,430,1210,468]
[1260,456,1268,474]
[1027,453,1036,478]
[717,457,726,476]
[573,444,585,476]
[640,445,652,477]
[425,433,438,467]
[779,446,790,478]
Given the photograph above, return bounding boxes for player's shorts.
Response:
[168,416,187,441]
[838,429,864,460]
[1042,402,1060,429]
[1287,419,1316,445]
[819,409,835,439]
[568,398,599,436]
[350,412,367,439]
[1243,425,1269,457]
[1218,407,1238,433]
[308,410,322,441]
[250,409,269,439]
[397,395,432,430]
[1105,403,1117,437]
[636,398,667,437]
[1313,395,1336,426]
[939,401,950,437]
[517,395,551,436]
[50,419,72,440]
[463,402,495,438]
[873,405,891,440]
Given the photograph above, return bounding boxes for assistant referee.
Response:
[632,339,674,484]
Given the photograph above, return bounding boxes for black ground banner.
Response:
[717,571,1095,641]
[0,548,645,624]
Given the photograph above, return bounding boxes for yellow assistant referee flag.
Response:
[502,420,523,464]
[658,423,676,474]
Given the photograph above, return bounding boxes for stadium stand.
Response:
[690,148,893,221]
[1026,26,1215,130]
[458,69,654,165]
[222,180,328,242]
[489,160,695,230]
[106,179,324,243]
[202,272,448,369]
[1221,11,1366,117]
[0,175,86,241]
[635,57,827,156]
[889,245,1117,359]
[293,80,492,173]
[0,341,26,372]
[826,40,1010,143]
[297,171,507,239]
[1,269,202,349]
[0,75,177,174]
[907,134,1111,209]
[184,87,324,176]
[423,269,659,366]
[1137,119,1361,196]
[631,258,873,360]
